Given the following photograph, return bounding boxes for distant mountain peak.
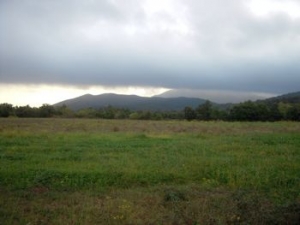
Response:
[53,90,300,111]
[53,93,208,111]
[262,91,300,104]
[156,89,276,103]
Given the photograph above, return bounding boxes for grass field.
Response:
[0,118,299,224]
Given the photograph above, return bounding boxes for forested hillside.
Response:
[1,91,299,121]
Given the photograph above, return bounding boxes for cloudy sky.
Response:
[1,0,300,106]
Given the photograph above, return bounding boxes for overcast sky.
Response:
[1,0,300,106]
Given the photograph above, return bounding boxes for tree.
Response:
[184,106,196,121]
[39,104,56,117]
[229,101,276,121]
[210,108,229,120]
[267,103,282,121]
[113,108,131,119]
[0,103,14,117]
[196,100,212,120]
[278,102,292,120]
[15,105,39,117]
[55,104,74,118]
[255,102,271,121]
[129,112,140,120]
[286,104,300,121]
[98,106,115,119]
[229,101,259,121]
[76,108,97,118]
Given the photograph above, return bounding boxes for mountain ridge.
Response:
[155,89,277,103]
[53,91,300,111]
[262,91,300,104]
[53,93,208,111]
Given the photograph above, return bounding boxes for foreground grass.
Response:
[0,118,299,224]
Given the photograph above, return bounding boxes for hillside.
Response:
[53,91,300,112]
[262,91,300,104]
[156,89,275,103]
[53,93,208,111]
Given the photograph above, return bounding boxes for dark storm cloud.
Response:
[1,0,300,95]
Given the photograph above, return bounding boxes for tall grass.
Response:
[0,118,299,224]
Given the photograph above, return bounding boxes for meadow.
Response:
[0,118,299,224]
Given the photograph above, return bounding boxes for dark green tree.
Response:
[210,108,229,120]
[196,100,212,120]
[286,104,300,121]
[255,103,271,121]
[99,106,115,119]
[0,103,14,117]
[268,103,282,121]
[114,108,131,119]
[39,104,56,117]
[229,101,259,121]
[184,106,196,121]
[15,105,39,117]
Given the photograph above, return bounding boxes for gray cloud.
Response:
[1,0,300,95]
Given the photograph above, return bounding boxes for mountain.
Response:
[156,89,275,103]
[53,93,208,111]
[262,91,300,104]
[53,91,300,112]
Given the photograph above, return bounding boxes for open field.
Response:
[0,118,300,224]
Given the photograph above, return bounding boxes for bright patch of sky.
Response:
[0,84,168,107]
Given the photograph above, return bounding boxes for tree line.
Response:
[0,103,184,120]
[0,100,299,121]
[184,100,300,121]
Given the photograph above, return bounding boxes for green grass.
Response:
[0,118,300,224]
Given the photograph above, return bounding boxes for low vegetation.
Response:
[0,118,299,224]
[1,98,300,121]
